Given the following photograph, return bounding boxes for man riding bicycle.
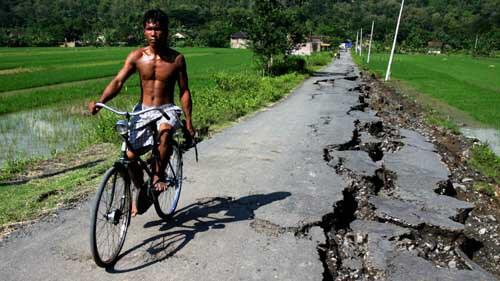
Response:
[88,9,195,217]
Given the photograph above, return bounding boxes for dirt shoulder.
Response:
[362,72,500,277]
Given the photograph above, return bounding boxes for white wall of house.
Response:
[230,38,249,49]
[292,42,313,55]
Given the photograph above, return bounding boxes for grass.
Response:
[0,159,110,226]
[425,112,461,134]
[0,47,254,114]
[0,158,31,182]
[470,143,500,185]
[353,53,500,129]
[0,47,333,229]
[472,182,498,197]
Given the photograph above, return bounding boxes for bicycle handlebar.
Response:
[96,103,168,117]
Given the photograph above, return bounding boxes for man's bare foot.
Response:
[153,175,170,192]
[132,188,140,217]
[131,202,138,217]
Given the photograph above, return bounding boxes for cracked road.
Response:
[0,53,497,281]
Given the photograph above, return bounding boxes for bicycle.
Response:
[89,102,196,267]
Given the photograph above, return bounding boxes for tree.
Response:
[246,0,306,74]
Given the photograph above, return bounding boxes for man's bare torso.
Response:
[134,46,181,106]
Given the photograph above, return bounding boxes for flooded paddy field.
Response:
[461,127,500,156]
[0,108,85,166]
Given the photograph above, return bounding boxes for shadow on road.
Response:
[106,191,291,273]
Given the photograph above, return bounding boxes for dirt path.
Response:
[0,53,497,281]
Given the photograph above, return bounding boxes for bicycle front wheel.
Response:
[154,143,183,220]
[89,166,131,267]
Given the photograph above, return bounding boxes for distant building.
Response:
[60,41,76,48]
[60,39,82,48]
[292,36,323,56]
[173,32,188,39]
[427,40,443,54]
[230,32,249,49]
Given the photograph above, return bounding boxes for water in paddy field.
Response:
[461,127,500,156]
[0,109,83,167]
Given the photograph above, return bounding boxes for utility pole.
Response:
[385,0,404,81]
[360,28,363,56]
[367,20,374,63]
[355,31,359,54]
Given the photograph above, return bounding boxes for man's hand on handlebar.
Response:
[88,101,101,115]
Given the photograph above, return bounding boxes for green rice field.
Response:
[0,47,254,114]
[0,47,313,167]
[353,53,500,129]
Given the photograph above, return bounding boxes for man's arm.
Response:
[177,54,195,136]
[88,50,139,115]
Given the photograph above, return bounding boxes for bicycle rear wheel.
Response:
[154,143,183,220]
[89,167,131,267]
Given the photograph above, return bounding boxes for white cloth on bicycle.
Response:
[128,103,182,151]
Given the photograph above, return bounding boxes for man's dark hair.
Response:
[143,9,169,31]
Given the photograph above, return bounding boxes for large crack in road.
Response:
[317,66,496,280]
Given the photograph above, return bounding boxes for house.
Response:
[173,32,188,40]
[427,40,443,54]
[230,32,249,49]
[292,36,323,56]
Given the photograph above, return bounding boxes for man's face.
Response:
[144,21,167,47]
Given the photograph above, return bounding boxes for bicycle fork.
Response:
[105,163,129,225]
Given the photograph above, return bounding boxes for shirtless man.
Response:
[88,9,195,216]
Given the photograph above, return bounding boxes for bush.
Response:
[269,56,307,75]
[213,72,259,92]
[305,52,334,68]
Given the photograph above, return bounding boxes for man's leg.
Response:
[127,150,144,216]
[154,123,173,191]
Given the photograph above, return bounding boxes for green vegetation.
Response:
[1,1,498,55]
[472,182,497,197]
[0,47,333,228]
[0,159,110,226]
[246,1,305,73]
[306,52,335,70]
[470,144,500,185]
[0,47,253,114]
[0,158,31,182]
[354,53,500,129]
[425,111,461,135]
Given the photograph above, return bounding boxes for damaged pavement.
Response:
[320,54,497,280]
[0,53,497,281]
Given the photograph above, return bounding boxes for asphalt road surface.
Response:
[0,53,496,281]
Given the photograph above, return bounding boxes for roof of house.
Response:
[173,32,188,39]
[428,40,443,48]
[231,32,248,39]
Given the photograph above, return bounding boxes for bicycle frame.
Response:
[97,102,184,193]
